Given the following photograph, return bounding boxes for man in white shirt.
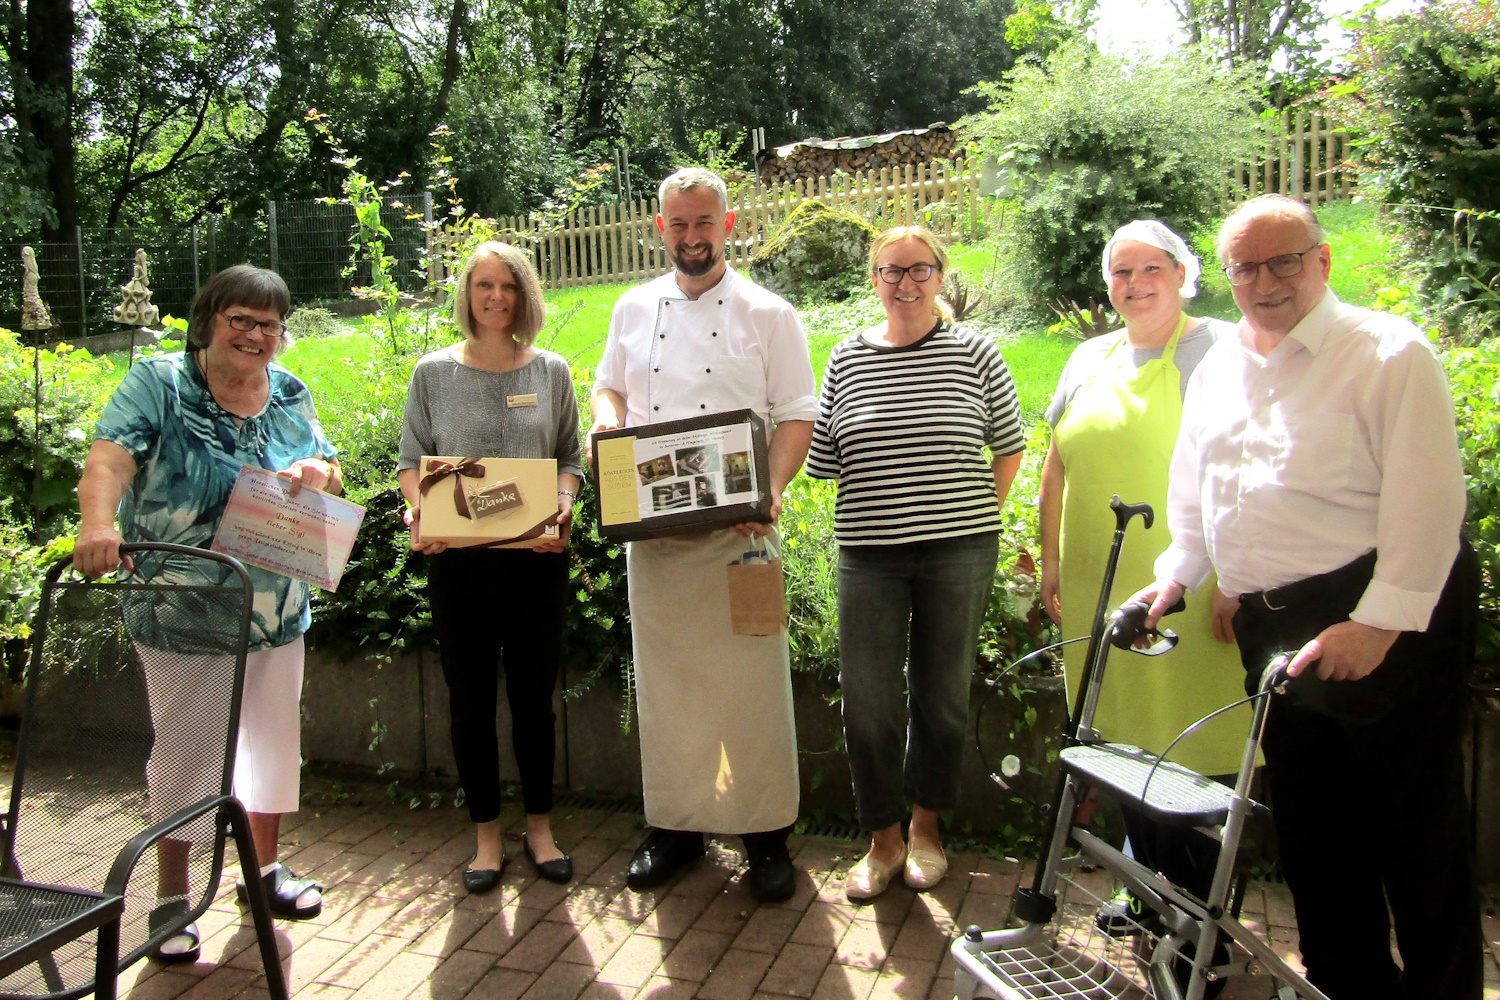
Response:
[590,167,817,901]
[1133,194,1481,999]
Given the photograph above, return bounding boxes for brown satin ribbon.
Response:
[419,457,486,520]
[470,509,563,549]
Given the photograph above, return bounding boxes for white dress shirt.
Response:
[594,266,818,428]
[1155,290,1465,633]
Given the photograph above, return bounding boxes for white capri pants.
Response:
[141,635,305,830]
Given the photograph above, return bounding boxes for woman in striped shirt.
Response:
[807,225,1026,899]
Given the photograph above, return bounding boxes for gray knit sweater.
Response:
[397,345,584,478]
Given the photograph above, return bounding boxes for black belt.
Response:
[1236,549,1378,616]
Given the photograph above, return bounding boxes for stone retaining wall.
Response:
[299,645,1067,834]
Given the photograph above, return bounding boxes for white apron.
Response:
[628,527,800,833]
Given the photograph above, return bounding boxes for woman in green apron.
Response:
[1038,220,1249,934]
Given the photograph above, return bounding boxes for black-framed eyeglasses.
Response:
[221,311,287,334]
[874,263,938,284]
[1222,244,1324,286]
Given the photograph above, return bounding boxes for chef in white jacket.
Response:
[591,167,816,901]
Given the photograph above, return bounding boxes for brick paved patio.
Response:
[115,778,1500,1000]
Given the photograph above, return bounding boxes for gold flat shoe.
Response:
[904,844,948,890]
[845,846,906,900]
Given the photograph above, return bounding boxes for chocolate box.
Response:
[591,409,772,542]
[416,456,560,548]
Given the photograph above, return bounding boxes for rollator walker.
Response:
[953,497,1330,1000]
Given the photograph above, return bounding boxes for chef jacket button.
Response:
[653,405,660,411]
[659,334,665,339]
[718,299,723,305]
[653,367,659,373]
[705,367,711,373]
[700,404,707,410]
[711,331,718,337]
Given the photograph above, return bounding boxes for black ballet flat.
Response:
[523,834,573,884]
[463,853,506,894]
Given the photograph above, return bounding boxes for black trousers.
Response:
[428,546,568,823]
[1232,541,1482,1000]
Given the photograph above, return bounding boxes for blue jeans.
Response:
[837,532,998,832]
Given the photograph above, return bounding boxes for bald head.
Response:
[1216,195,1324,262]
[1218,195,1331,347]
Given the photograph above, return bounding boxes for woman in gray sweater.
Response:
[397,242,584,890]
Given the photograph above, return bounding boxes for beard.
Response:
[669,241,722,277]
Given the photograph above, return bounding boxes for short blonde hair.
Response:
[868,225,955,323]
[453,241,547,343]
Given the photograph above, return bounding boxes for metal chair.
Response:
[0,543,289,1000]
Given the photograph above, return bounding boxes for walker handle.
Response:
[1107,598,1186,651]
[1259,653,1295,693]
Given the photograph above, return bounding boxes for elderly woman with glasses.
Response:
[75,265,341,961]
[807,225,1026,899]
[1038,220,1250,936]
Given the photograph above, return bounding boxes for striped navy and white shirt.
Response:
[806,321,1026,545]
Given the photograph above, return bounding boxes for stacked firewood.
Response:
[757,125,961,185]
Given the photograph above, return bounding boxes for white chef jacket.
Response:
[594,267,818,428]
[1155,290,1465,633]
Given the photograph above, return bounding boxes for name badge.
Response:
[507,393,539,408]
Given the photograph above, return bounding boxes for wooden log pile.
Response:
[757,124,960,185]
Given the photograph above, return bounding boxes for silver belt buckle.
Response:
[1260,587,1286,611]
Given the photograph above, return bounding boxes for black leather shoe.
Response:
[627,829,704,890]
[744,835,795,902]
[463,854,505,894]
[523,834,573,884]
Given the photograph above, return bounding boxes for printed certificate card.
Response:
[212,464,366,590]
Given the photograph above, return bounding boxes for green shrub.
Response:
[980,424,1052,674]
[1446,336,1500,671]
[297,327,435,657]
[0,332,118,538]
[781,475,840,678]
[751,201,877,305]
[959,41,1262,315]
[0,512,74,685]
[1337,0,1500,341]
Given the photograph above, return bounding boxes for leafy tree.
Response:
[2,0,78,240]
[961,40,1263,311]
[1168,0,1325,69]
[77,0,255,227]
[1335,0,1500,340]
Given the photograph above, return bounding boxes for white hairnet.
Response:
[1101,220,1201,299]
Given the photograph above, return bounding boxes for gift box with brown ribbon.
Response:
[416,456,560,547]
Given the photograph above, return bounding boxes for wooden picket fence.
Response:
[486,114,1356,290]
[494,159,989,289]
[1229,111,1355,206]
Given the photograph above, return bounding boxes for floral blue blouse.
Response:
[94,352,338,650]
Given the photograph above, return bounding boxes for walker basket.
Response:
[956,860,1165,1000]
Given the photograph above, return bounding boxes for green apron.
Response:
[1055,317,1248,776]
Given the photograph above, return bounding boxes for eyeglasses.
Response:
[874,263,938,284]
[1222,245,1324,286]
[221,311,287,334]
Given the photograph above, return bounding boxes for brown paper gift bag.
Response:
[727,541,787,636]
